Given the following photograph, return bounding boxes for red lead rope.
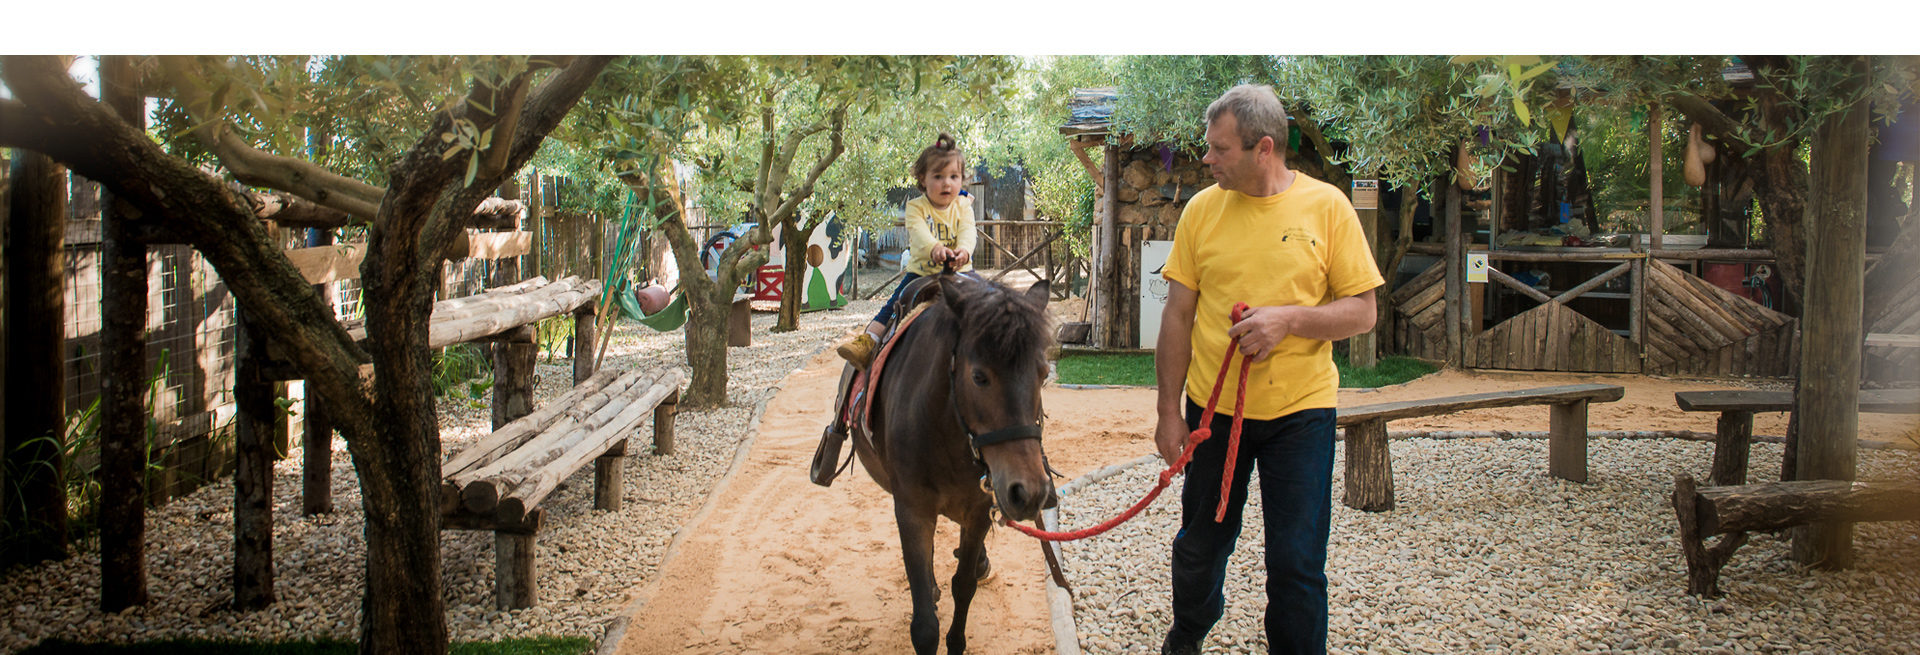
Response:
[1006,303,1254,542]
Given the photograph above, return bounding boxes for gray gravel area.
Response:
[0,299,878,652]
[1058,438,1920,654]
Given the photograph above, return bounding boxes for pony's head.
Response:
[939,275,1056,522]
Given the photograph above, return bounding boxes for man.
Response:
[1154,84,1382,655]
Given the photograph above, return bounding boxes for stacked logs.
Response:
[441,366,685,525]
[344,275,602,348]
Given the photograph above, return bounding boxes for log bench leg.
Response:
[493,325,538,431]
[302,395,333,516]
[573,305,597,384]
[1671,474,1747,597]
[495,531,537,610]
[1710,410,1754,486]
[1548,400,1589,483]
[1344,419,1394,512]
[594,443,625,512]
[653,389,679,456]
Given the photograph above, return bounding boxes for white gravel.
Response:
[0,298,878,653]
[1057,438,1920,654]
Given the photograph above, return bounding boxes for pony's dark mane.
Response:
[952,280,1052,367]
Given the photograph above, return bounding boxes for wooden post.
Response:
[233,311,275,610]
[1444,167,1465,367]
[593,442,625,512]
[302,395,333,516]
[1351,176,1380,369]
[1710,411,1754,486]
[1793,56,1869,568]
[572,305,596,385]
[1548,399,1590,483]
[1649,102,1665,252]
[493,325,537,430]
[528,172,545,279]
[653,389,679,456]
[496,529,538,610]
[1096,144,1120,349]
[97,55,151,611]
[3,150,69,567]
[1342,420,1394,512]
[303,228,336,516]
[728,295,752,348]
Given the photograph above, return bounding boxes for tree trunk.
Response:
[98,54,151,611]
[1747,56,1810,316]
[776,218,821,332]
[658,199,765,409]
[3,150,69,568]
[1791,55,1869,569]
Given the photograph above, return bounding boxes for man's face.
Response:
[1202,112,1260,194]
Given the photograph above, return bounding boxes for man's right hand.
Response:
[1155,412,1190,466]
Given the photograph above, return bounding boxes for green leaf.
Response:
[1512,95,1532,126]
[1515,60,1557,83]
[465,151,480,186]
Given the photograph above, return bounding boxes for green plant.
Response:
[431,343,495,397]
[534,315,574,362]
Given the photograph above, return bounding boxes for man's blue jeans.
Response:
[1165,400,1335,655]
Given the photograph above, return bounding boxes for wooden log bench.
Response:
[439,365,684,609]
[1670,474,1920,597]
[1673,389,1920,486]
[1337,383,1626,512]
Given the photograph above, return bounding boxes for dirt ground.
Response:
[614,344,1917,654]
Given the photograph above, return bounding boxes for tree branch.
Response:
[157,57,385,218]
[1668,93,1754,155]
[755,94,775,217]
[0,55,377,427]
[768,106,846,227]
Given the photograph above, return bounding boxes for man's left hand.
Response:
[1226,305,1295,362]
[951,248,972,267]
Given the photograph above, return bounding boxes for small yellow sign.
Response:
[1466,253,1488,283]
[1351,179,1379,210]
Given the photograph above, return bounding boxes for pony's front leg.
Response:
[895,501,942,655]
[947,507,993,654]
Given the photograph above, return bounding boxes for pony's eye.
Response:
[972,370,990,386]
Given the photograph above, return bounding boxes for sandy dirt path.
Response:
[615,351,1916,654]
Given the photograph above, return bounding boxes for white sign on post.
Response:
[1466,252,1489,283]
[1140,240,1174,348]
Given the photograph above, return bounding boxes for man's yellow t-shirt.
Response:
[1161,174,1384,420]
[903,195,976,276]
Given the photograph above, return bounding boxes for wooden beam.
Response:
[1486,265,1553,305]
[1068,138,1105,193]
[1554,262,1632,304]
[1696,479,1920,535]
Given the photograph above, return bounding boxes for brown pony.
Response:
[846,272,1056,654]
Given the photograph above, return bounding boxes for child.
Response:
[834,132,978,369]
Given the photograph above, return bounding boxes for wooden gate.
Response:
[1641,259,1797,377]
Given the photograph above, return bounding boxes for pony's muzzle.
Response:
[994,477,1053,522]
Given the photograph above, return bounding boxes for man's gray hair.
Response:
[1206,84,1289,150]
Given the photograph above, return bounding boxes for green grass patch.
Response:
[1054,351,1159,386]
[1332,352,1439,389]
[1054,350,1437,389]
[20,636,592,655]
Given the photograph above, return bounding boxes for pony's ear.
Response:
[940,275,973,317]
[1024,280,1050,306]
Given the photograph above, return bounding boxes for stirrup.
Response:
[809,424,851,487]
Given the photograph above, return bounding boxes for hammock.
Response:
[617,284,688,331]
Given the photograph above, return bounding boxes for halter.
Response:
[947,342,1044,466]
